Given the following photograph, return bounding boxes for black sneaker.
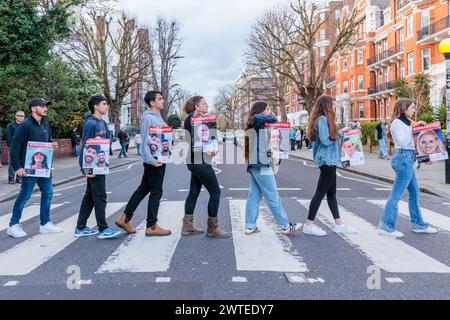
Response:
[8,177,15,184]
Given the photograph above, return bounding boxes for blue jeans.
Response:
[136,143,141,156]
[378,137,388,158]
[10,176,53,226]
[74,144,79,157]
[245,167,289,229]
[118,143,127,158]
[379,150,428,232]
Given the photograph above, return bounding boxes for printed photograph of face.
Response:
[197,124,210,143]
[30,152,49,170]
[342,137,364,161]
[268,128,283,152]
[84,145,98,168]
[416,130,446,156]
[150,134,162,157]
[96,150,109,168]
[161,137,171,156]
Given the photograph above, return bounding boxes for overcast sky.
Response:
[119,0,287,108]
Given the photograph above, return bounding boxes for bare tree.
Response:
[170,87,192,117]
[246,6,295,121]
[214,85,238,129]
[253,0,363,114]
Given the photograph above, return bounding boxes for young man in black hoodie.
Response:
[74,95,121,239]
[7,98,62,238]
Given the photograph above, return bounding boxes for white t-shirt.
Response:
[390,119,415,150]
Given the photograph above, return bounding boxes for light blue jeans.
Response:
[378,136,388,158]
[245,167,289,229]
[379,150,429,232]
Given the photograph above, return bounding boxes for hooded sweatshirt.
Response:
[79,114,110,170]
[140,110,165,165]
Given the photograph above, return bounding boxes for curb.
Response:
[0,158,141,203]
[289,153,444,198]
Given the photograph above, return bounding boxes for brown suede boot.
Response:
[145,223,172,237]
[181,215,204,236]
[115,212,136,234]
[206,217,230,238]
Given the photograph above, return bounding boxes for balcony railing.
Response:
[397,0,414,10]
[367,81,395,95]
[367,42,404,66]
[325,76,336,84]
[418,16,450,41]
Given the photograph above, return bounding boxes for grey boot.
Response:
[181,215,204,236]
[206,217,230,238]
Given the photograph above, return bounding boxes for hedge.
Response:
[360,122,379,147]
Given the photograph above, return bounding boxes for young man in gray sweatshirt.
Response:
[115,91,171,236]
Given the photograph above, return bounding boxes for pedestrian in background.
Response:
[295,126,303,150]
[6,111,25,184]
[71,127,80,158]
[290,126,296,151]
[376,119,389,160]
[118,128,128,158]
[303,95,357,237]
[378,98,437,238]
[134,130,142,156]
[244,102,302,236]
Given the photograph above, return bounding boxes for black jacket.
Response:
[10,116,52,171]
[5,121,20,148]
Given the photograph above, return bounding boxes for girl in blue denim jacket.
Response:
[377,98,437,237]
[302,95,357,236]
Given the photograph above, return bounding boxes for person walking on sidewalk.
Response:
[182,96,230,238]
[117,128,128,158]
[71,127,80,158]
[378,98,437,238]
[6,111,25,184]
[295,126,303,150]
[134,130,142,156]
[115,90,172,236]
[303,95,357,237]
[376,119,389,160]
[7,98,62,238]
[290,126,296,151]
[244,102,302,236]
[74,95,121,239]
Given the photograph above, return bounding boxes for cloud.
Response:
[119,0,286,107]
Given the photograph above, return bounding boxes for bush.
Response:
[167,114,182,129]
[360,122,379,146]
[418,113,434,123]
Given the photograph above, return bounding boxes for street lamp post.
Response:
[438,39,450,184]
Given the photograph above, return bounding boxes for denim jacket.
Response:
[311,116,343,167]
[247,113,278,171]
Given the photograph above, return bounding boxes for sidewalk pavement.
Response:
[290,148,450,199]
[0,140,141,204]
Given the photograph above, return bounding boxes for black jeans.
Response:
[77,175,108,232]
[308,165,340,221]
[185,164,220,218]
[125,163,166,227]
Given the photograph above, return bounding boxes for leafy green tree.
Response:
[167,114,182,129]
[394,73,433,120]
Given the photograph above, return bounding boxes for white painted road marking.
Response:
[385,277,404,283]
[54,183,86,192]
[96,201,185,273]
[232,276,248,283]
[229,200,308,272]
[3,281,19,287]
[297,200,450,273]
[155,277,171,283]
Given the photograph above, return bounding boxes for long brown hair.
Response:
[307,95,338,141]
[387,98,414,140]
[183,96,204,116]
[244,101,269,162]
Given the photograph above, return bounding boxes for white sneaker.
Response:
[412,226,438,234]
[281,223,303,235]
[377,228,404,238]
[39,222,62,234]
[333,223,357,234]
[7,224,27,238]
[302,223,327,237]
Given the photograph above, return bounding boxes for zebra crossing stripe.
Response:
[229,200,308,272]
[0,202,126,276]
[0,204,64,232]
[368,200,450,232]
[297,200,450,273]
[96,201,185,273]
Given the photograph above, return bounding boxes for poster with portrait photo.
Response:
[341,129,365,167]
[264,122,290,159]
[24,142,54,178]
[413,122,448,163]
[191,114,218,154]
[148,126,173,163]
[83,138,110,175]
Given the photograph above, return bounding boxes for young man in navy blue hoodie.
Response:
[74,95,120,239]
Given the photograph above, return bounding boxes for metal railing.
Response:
[418,16,450,41]
[367,42,404,66]
[367,81,395,95]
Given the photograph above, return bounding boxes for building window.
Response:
[358,75,364,90]
[343,81,348,93]
[384,67,389,83]
[343,58,347,71]
[320,13,325,23]
[337,82,341,94]
[350,50,354,66]
[399,28,404,43]
[320,29,326,40]
[336,60,339,72]
[422,48,430,72]
[380,105,383,118]
[400,62,405,78]
[407,52,414,75]
[335,9,341,19]
[357,48,363,64]
[406,15,413,38]
[292,95,297,101]
[350,76,354,92]
[319,46,325,57]
[359,103,364,118]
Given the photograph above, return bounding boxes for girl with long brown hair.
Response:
[244,101,301,235]
[303,95,356,236]
[378,98,437,237]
